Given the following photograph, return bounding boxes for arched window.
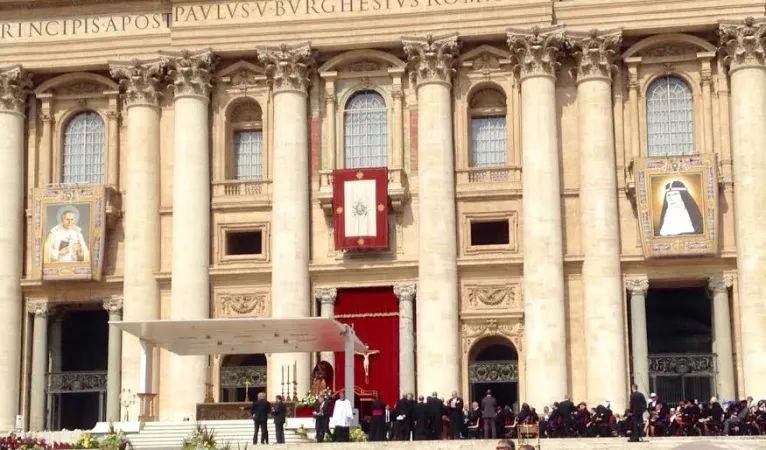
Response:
[469,88,507,167]
[62,111,105,185]
[229,100,263,180]
[646,76,695,157]
[344,90,387,169]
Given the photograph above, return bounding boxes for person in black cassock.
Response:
[369,393,386,441]
[412,395,430,440]
[426,392,443,440]
[250,392,272,445]
[629,384,647,442]
[312,394,331,443]
[272,395,286,444]
[394,393,414,440]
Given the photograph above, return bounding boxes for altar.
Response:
[195,401,298,421]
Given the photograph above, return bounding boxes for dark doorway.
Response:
[220,354,267,402]
[469,337,519,412]
[643,286,713,405]
[55,309,108,431]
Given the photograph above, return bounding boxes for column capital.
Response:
[314,287,337,305]
[0,65,32,115]
[110,58,164,107]
[26,299,53,317]
[719,17,766,73]
[567,29,623,83]
[103,295,124,314]
[393,284,416,302]
[708,275,733,294]
[256,42,315,95]
[506,25,566,81]
[625,278,649,296]
[402,33,460,88]
[162,49,216,100]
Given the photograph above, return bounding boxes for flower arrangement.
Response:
[297,389,332,407]
[98,429,131,450]
[181,423,217,450]
[0,435,72,450]
[349,426,367,442]
[72,433,98,449]
[295,425,307,437]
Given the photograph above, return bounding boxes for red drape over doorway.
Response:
[333,287,399,407]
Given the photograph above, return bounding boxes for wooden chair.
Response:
[467,417,482,439]
[517,423,540,448]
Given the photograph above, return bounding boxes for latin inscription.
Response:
[1,0,501,42]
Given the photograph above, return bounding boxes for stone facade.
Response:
[0,0,763,432]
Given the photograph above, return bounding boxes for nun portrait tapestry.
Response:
[635,155,719,258]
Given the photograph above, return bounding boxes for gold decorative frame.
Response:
[634,154,718,257]
[33,185,107,281]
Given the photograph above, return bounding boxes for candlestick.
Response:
[281,365,285,399]
[292,360,298,401]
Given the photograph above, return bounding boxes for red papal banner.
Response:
[333,168,389,250]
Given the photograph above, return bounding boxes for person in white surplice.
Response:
[331,392,354,442]
[44,206,90,263]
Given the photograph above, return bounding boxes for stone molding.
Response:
[102,296,123,314]
[314,287,338,305]
[507,25,566,81]
[217,292,269,317]
[109,59,164,107]
[393,284,416,302]
[708,275,733,294]
[465,284,519,309]
[0,65,32,114]
[402,33,460,87]
[461,318,524,354]
[568,29,623,83]
[163,49,216,99]
[625,278,649,296]
[719,17,766,73]
[256,43,314,95]
[27,300,53,317]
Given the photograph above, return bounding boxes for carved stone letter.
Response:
[402,33,460,87]
[0,65,32,114]
[507,26,566,80]
[255,43,314,94]
[163,49,215,99]
[719,17,766,73]
[568,29,623,82]
[110,59,164,107]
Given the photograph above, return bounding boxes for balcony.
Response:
[456,166,522,198]
[318,168,409,214]
[212,180,273,211]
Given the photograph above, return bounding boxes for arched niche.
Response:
[318,49,406,73]
[466,334,521,411]
[35,72,118,96]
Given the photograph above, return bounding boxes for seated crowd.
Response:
[356,390,766,441]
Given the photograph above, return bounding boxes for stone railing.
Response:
[317,167,409,212]
[211,180,272,210]
[46,370,107,394]
[456,166,522,194]
[648,353,716,375]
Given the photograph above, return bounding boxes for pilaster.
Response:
[394,284,416,396]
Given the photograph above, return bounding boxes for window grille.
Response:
[233,130,263,180]
[62,111,105,185]
[646,76,695,157]
[344,90,387,169]
[471,116,507,167]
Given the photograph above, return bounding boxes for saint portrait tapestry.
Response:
[635,155,718,258]
[333,168,389,250]
[33,186,107,281]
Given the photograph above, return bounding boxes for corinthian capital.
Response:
[110,59,164,107]
[27,300,53,317]
[402,33,460,87]
[163,49,215,99]
[708,275,733,294]
[314,287,337,305]
[625,278,649,296]
[568,29,623,82]
[507,25,566,81]
[719,17,766,72]
[0,65,32,114]
[256,43,314,95]
[394,284,416,302]
[103,295,124,314]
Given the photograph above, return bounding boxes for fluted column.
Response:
[394,284,416,396]
[719,17,766,399]
[315,288,338,366]
[28,301,52,431]
[626,278,650,396]
[0,66,31,432]
[507,26,567,408]
[402,33,461,396]
[103,296,123,422]
[708,276,736,401]
[164,50,215,418]
[109,59,164,421]
[257,43,315,399]
[569,29,628,411]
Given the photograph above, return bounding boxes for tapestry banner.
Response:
[333,168,389,250]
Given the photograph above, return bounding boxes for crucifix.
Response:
[354,349,380,384]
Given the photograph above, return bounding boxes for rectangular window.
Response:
[225,230,263,256]
[233,130,263,180]
[470,220,510,246]
[470,116,507,168]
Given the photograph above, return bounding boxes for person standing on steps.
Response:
[629,384,647,443]
[272,394,287,444]
[482,389,498,439]
[250,391,272,445]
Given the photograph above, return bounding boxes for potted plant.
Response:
[72,432,99,449]
[181,423,217,450]
[98,424,132,450]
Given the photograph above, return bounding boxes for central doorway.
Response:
[468,336,519,412]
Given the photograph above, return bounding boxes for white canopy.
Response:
[110,317,368,355]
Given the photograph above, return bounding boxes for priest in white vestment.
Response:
[44,207,90,263]
[331,392,354,442]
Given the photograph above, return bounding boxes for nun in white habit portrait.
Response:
[656,180,704,237]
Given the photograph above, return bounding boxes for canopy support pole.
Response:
[343,325,355,417]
